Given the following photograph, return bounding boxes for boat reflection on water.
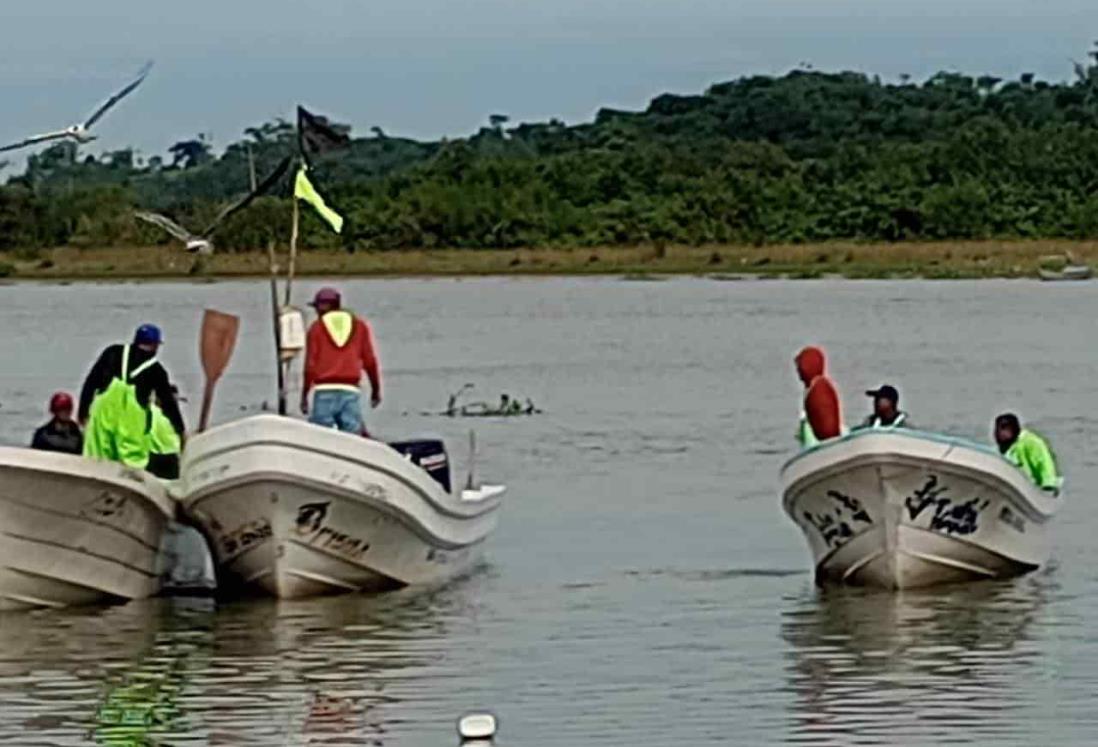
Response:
[0,575,482,745]
[781,573,1054,745]
[92,599,213,745]
[0,597,213,745]
[195,582,477,745]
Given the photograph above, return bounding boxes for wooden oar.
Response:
[198,309,240,432]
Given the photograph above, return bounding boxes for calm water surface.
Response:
[0,277,1094,745]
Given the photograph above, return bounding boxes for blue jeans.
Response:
[310,390,363,434]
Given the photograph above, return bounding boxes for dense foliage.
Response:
[4,49,1098,252]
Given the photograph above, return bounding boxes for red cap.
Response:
[49,392,74,414]
[310,287,342,308]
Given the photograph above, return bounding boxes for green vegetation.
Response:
[4,45,1098,258]
[2,240,1093,280]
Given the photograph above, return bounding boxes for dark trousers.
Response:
[147,453,180,480]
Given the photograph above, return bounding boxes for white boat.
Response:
[1039,264,1092,281]
[781,430,1061,590]
[179,415,505,599]
[0,448,175,609]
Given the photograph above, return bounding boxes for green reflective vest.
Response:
[1006,429,1062,491]
[148,404,181,456]
[321,310,354,347]
[797,415,820,448]
[83,345,158,469]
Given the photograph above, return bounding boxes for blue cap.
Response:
[134,323,163,345]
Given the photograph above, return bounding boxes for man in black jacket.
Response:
[856,384,912,430]
[78,324,185,469]
[31,392,83,454]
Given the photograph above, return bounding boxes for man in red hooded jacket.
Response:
[301,287,382,433]
[794,346,843,447]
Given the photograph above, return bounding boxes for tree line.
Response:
[4,46,1098,253]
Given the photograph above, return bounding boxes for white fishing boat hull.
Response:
[1039,265,1092,281]
[0,448,175,610]
[781,431,1060,590]
[179,415,505,599]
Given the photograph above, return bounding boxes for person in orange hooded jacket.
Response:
[301,287,382,434]
[794,346,843,447]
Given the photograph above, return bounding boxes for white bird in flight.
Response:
[0,61,153,154]
[136,155,292,254]
[134,212,216,254]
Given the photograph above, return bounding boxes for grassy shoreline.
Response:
[3,240,1096,281]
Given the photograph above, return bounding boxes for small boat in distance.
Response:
[781,430,1061,590]
[1037,253,1092,281]
[0,448,175,609]
[1039,265,1092,281]
[179,415,505,600]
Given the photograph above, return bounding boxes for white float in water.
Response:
[458,712,497,742]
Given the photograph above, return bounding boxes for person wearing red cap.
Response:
[31,392,83,455]
[301,287,382,434]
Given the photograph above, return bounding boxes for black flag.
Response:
[297,106,351,164]
[201,155,293,236]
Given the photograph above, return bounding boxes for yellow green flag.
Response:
[294,165,343,233]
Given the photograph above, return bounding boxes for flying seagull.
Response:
[0,61,153,154]
[136,155,292,254]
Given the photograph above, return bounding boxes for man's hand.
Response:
[371,392,382,409]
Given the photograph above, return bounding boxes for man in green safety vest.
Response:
[78,324,185,471]
[994,413,1062,493]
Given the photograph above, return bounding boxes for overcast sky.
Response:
[2,0,1097,161]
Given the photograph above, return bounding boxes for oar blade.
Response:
[200,309,240,382]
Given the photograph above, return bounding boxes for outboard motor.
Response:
[388,438,451,492]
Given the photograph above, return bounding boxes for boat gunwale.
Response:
[0,447,175,519]
[182,417,503,521]
[783,452,1056,524]
[782,429,1002,472]
[781,432,1059,521]
[183,442,502,522]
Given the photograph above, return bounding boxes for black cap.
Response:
[866,385,899,404]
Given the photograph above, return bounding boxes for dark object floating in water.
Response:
[445,384,542,417]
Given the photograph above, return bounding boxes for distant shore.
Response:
[3,240,1096,281]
